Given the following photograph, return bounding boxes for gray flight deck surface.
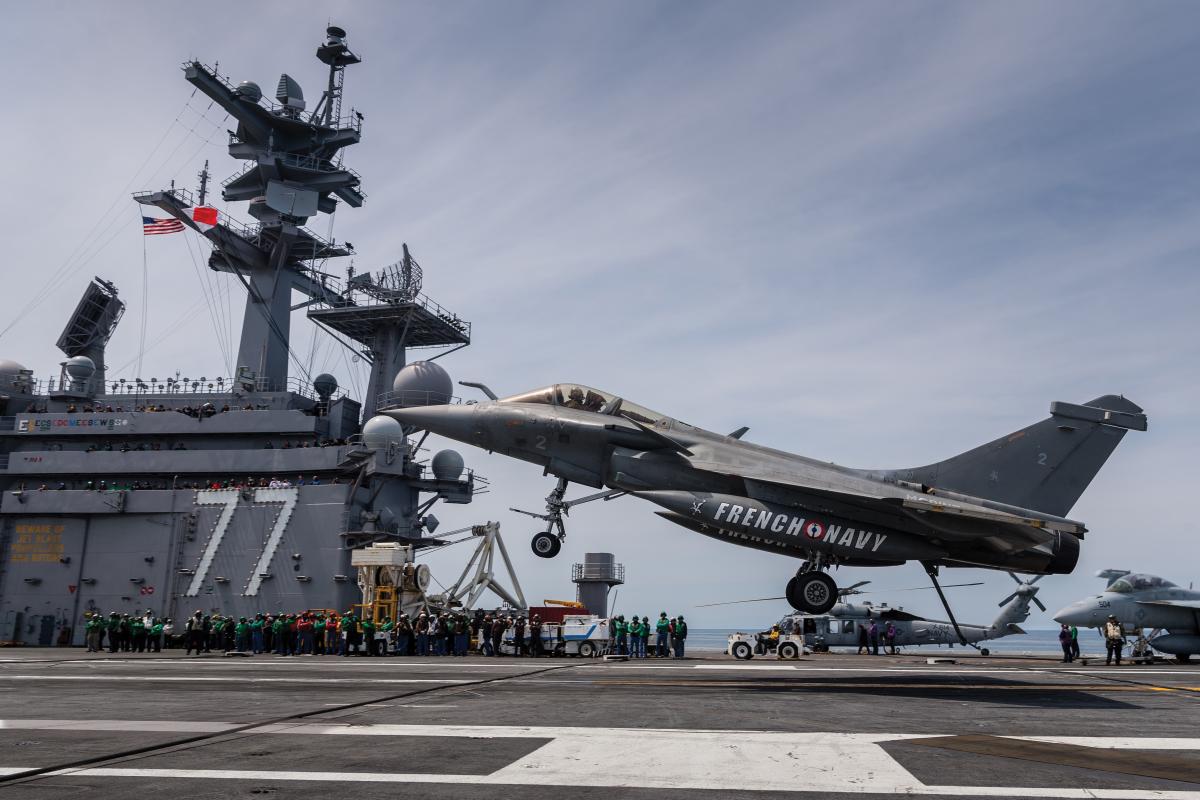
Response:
[0,650,1198,798]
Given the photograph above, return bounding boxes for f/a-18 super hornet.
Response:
[387,384,1146,622]
[1054,570,1200,661]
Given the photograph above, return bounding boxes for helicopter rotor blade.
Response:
[695,596,786,608]
[998,592,1019,607]
[1032,595,1047,612]
[878,582,984,593]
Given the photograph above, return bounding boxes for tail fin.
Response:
[903,395,1146,517]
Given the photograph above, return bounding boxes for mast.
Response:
[134,25,364,392]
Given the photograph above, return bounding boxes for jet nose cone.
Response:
[383,404,477,443]
[1052,602,1087,626]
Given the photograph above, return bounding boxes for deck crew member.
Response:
[1104,615,1124,666]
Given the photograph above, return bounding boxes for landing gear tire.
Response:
[778,642,800,660]
[1177,654,1192,664]
[786,572,838,614]
[531,532,561,558]
[980,648,990,657]
[731,641,753,660]
[578,641,596,658]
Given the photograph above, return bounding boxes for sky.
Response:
[1,2,1198,628]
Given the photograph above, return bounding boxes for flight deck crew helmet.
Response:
[660,612,667,617]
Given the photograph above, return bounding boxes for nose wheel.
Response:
[786,571,838,614]
[531,532,562,558]
[511,478,626,560]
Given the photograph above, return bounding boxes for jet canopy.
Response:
[1106,573,1176,593]
[498,384,666,426]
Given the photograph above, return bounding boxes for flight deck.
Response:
[0,650,1197,798]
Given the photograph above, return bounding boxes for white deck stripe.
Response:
[0,675,466,685]
[2,722,1198,795]
[10,766,1196,797]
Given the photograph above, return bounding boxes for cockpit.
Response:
[498,384,667,426]
[1106,573,1177,594]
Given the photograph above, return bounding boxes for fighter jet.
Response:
[1054,570,1200,662]
[387,384,1145,620]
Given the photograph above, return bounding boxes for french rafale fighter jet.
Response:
[1054,570,1200,661]
[387,384,1145,621]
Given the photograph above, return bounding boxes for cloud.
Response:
[1,2,1197,627]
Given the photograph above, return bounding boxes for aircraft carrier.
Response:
[0,26,481,646]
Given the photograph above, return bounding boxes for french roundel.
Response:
[804,521,825,539]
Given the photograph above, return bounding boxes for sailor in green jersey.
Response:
[340,612,358,657]
[106,613,120,653]
[379,616,394,656]
[84,614,102,653]
[313,615,326,655]
[361,616,377,656]
[615,615,628,655]
[250,615,264,654]
[129,616,146,653]
[211,616,226,653]
[234,617,250,652]
[150,619,164,652]
[272,615,286,655]
[673,614,688,659]
[656,613,670,658]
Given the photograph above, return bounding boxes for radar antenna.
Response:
[196,160,210,207]
[312,25,362,128]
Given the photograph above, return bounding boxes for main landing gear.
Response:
[785,563,839,614]
[512,478,625,559]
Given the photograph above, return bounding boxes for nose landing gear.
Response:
[511,478,625,559]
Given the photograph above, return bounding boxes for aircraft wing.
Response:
[1137,600,1200,610]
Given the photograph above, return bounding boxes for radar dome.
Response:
[63,355,95,381]
[431,450,465,481]
[235,81,263,102]
[391,361,452,406]
[313,373,338,398]
[362,415,404,449]
[0,359,27,375]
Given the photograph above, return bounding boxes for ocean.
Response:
[686,627,1094,656]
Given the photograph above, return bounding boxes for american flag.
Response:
[142,216,184,235]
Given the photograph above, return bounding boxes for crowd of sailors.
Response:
[82,608,689,658]
[24,475,350,491]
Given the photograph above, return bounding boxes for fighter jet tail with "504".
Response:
[387,384,1146,621]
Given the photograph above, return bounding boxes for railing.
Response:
[222,152,363,187]
[572,563,626,583]
[186,60,364,134]
[19,374,348,406]
[374,390,465,410]
[132,187,264,246]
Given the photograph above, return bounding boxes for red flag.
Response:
[185,206,219,232]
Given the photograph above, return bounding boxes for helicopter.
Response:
[716,573,1044,658]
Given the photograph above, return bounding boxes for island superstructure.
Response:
[0,26,478,646]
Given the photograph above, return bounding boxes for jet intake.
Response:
[547,457,603,489]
